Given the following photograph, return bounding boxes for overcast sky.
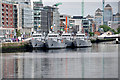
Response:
[34,0,119,16]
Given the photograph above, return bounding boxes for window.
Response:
[33,35,41,37]
[38,13,40,15]
[2,22,4,25]
[2,18,4,20]
[60,15,63,17]
[62,35,70,37]
[2,4,4,7]
[2,9,4,11]
[2,13,4,16]
[49,35,58,37]
[6,5,8,8]
[76,35,84,37]
[61,19,65,21]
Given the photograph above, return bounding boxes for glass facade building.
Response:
[95,14,103,26]
[94,8,103,27]
[82,19,90,34]
[22,7,33,28]
[113,13,120,21]
[10,0,34,35]
[33,1,43,31]
[104,4,113,24]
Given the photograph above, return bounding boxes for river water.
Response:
[0,43,119,79]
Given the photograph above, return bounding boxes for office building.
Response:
[69,16,83,33]
[40,9,48,33]
[33,0,43,32]
[94,8,103,27]
[60,14,71,32]
[43,6,60,33]
[0,0,15,38]
[113,13,120,21]
[104,4,113,24]
[86,15,94,20]
[95,8,103,15]
[82,18,91,34]
[10,0,33,37]
[108,21,120,31]
[52,7,60,33]
[33,3,60,33]
[109,13,120,31]
[86,15,96,33]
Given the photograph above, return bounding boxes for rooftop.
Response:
[105,4,111,8]
[96,8,102,12]
[115,13,120,16]
[95,13,102,16]
[86,15,94,18]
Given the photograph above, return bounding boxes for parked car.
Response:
[3,39,13,42]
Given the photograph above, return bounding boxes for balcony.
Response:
[6,7,8,10]
[2,15,5,18]
[34,15,41,17]
[6,11,8,14]
[6,16,8,18]
[2,7,4,9]
[2,9,4,12]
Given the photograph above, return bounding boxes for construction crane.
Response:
[103,0,105,25]
[81,0,84,17]
[53,3,62,7]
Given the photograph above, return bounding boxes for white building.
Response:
[107,21,112,28]
[69,16,83,32]
[52,7,60,33]
[108,21,120,31]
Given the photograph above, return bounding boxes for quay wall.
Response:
[1,41,32,53]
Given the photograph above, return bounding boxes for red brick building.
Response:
[2,3,14,28]
[1,2,14,38]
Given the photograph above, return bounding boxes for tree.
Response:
[110,29,116,33]
[16,30,21,37]
[99,25,111,32]
[89,32,94,36]
[117,26,120,33]
[110,29,119,34]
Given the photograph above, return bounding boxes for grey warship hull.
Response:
[31,39,45,48]
[45,39,67,49]
[73,39,92,47]
[63,39,73,47]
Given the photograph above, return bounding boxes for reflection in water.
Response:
[0,43,119,79]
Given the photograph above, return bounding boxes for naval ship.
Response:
[45,32,67,49]
[31,33,45,48]
[61,32,73,47]
[73,32,92,47]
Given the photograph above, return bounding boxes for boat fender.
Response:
[61,40,63,43]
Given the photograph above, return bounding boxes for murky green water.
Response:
[0,43,119,79]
